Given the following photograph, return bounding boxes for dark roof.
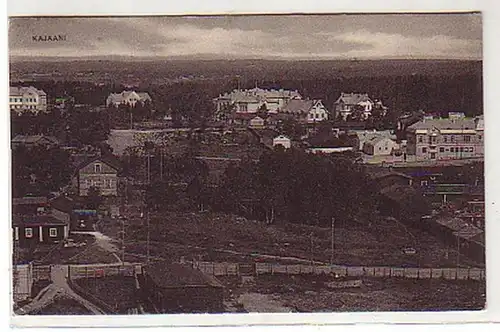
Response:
[12,214,68,227]
[145,262,223,288]
[49,195,75,213]
[379,184,419,203]
[12,196,48,206]
[366,168,412,181]
[335,92,372,105]
[281,99,314,114]
[12,135,59,145]
[75,154,123,173]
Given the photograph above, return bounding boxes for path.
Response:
[238,293,293,313]
[72,231,122,263]
[15,265,106,315]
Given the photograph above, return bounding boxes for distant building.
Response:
[249,116,265,129]
[12,196,49,215]
[106,90,152,107]
[280,99,329,124]
[213,87,302,119]
[306,146,354,154]
[406,116,484,161]
[74,155,123,196]
[9,86,47,115]
[362,137,398,156]
[11,135,60,149]
[333,92,386,121]
[273,135,291,149]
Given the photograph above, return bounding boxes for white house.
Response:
[249,116,265,129]
[306,146,354,154]
[273,135,291,149]
[362,137,398,156]
[9,86,47,115]
[333,92,387,120]
[106,90,152,107]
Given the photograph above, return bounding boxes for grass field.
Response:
[99,211,482,268]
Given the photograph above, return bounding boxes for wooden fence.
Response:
[68,264,142,280]
[191,261,486,281]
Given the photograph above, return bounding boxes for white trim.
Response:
[15,227,19,241]
[24,227,33,238]
[49,228,58,237]
[39,226,43,242]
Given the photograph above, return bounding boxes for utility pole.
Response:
[160,146,163,182]
[330,217,335,265]
[147,148,151,264]
[121,216,125,265]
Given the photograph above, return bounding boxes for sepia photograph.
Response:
[8,12,486,321]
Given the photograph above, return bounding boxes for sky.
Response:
[8,14,482,60]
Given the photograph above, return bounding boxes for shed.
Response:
[362,137,398,156]
[140,262,224,314]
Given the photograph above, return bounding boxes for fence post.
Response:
[417,269,420,279]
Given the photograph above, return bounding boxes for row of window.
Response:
[422,146,475,153]
[10,98,37,103]
[418,135,479,144]
[23,227,58,238]
[10,105,39,109]
[85,178,115,188]
[309,112,326,119]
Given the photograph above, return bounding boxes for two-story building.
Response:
[406,116,484,161]
[9,86,47,115]
[213,87,302,119]
[73,155,123,196]
[106,90,152,107]
[280,99,329,124]
[333,92,387,121]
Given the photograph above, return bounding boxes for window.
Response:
[460,147,464,152]
[450,147,455,152]
[49,228,57,237]
[450,136,455,142]
[422,147,427,153]
[470,147,474,153]
[418,136,423,143]
[444,136,448,143]
[421,180,428,186]
[478,135,482,140]
[25,228,33,238]
[464,135,471,143]
[94,163,102,173]
[439,147,445,152]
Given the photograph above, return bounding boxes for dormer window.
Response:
[94,163,102,173]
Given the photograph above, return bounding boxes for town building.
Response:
[12,215,69,248]
[273,135,291,149]
[11,135,60,150]
[213,87,302,119]
[12,196,49,215]
[249,116,265,129]
[106,90,152,107]
[73,154,123,196]
[333,92,387,121]
[280,99,329,124]
[406,116,484,161]
[362,137,399,156]
[9,86,47,115]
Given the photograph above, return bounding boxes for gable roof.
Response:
[75,154,123,173]
[336,93,372,105]
[144,262,223,288]
[408,118,478,131]
[107,90,151,104]
[10,86,47,96]
[49,195,75,213]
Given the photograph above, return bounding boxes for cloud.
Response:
[327,29,482,59]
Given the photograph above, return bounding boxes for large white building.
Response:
[106,90,152,107]
[9,86,47,115]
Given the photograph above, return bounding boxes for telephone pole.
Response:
[330,217,335,265]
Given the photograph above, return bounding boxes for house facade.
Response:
[75,155,122,196]
[362,137,398,156]
[106,91,152,107]
[406,116,484,161]
[10,86,47,115]
[273,135,291,149]
[13,215,69,248]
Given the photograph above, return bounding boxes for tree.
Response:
[64,108,111,147]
